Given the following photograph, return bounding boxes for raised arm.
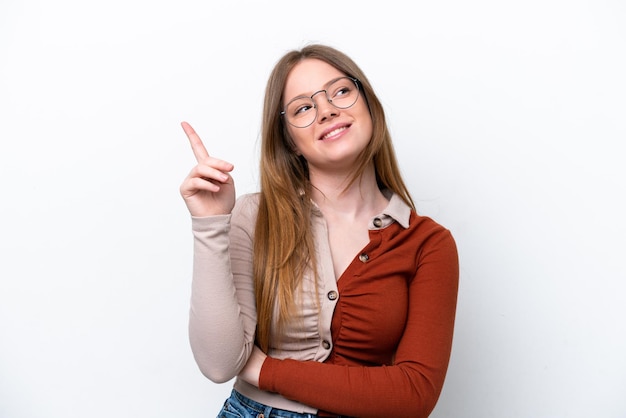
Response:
[180,122,258,383]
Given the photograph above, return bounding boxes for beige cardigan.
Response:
[189,192,412,413]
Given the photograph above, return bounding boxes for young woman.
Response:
[180,44,459,418]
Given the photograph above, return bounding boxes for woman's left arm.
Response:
[250,228,459,418]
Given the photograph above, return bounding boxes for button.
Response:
[373,217,383,227]
[327,290,338,301]
[322,340,331,349]
[359,253,369,263]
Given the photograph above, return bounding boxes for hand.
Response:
[238,345,267,388]
[179,121,236,217]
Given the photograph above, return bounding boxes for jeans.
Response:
[217,389,344,418]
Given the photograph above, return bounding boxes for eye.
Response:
[294,103,313,115]
[288,98,315,117]
[330,83,354,99]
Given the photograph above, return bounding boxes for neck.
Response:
[309,163,388,219]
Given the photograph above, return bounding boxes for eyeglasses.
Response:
[280,76,360,128]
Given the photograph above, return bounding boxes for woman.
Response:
[180,44,459,418]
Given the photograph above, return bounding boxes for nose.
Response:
[313,92,339,123]
[317,103,339,122]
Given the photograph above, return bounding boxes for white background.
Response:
[1,1,625,417]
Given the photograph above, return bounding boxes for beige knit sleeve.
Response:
[188,194,259,383]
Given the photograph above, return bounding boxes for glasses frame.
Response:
[280,76,360,128]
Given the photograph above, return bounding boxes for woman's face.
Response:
[282,58,373,175]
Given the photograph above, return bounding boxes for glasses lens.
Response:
[327,77,359,109]
[285,97,317,128]
[283,77,360,128]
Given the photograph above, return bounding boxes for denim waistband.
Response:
[230,390,345,418]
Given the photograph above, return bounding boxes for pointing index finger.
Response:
[181,121,210,163]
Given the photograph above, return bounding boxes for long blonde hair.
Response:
[254,44,415,351]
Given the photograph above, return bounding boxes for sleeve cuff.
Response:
[258,356,279,392]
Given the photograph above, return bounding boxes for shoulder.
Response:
[401,213,459,287]
[383,192,457,249]
[408,212,457,253]
[410,212,451,234]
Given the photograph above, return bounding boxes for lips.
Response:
[319,123,350,141]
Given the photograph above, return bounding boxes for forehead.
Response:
[284,58,346,99]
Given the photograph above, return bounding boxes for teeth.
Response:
[322,127,346,140]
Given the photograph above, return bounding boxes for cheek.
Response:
[356,101,373,133]
[360,111,374,140]
[287,127,312,152]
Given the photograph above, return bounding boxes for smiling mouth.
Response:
[320,125,349,140]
